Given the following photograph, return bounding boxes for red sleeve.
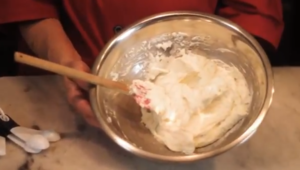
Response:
[0,0,59,24]
[218,0,284,49]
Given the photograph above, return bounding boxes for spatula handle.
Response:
[14,52,128,92]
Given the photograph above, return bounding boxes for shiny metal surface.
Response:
[90,11,274,162]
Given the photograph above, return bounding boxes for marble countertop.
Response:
[0,67,300,170]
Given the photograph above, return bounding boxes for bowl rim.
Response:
[89,11,274,162]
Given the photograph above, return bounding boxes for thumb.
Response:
[65,60,91,90]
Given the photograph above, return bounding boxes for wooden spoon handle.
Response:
[14,52,128,92]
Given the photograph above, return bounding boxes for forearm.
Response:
[19,18,81,64]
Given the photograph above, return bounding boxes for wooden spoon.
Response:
[14,52,129,92]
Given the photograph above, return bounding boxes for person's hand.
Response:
[63,60,100,128]
[18,18,100,127]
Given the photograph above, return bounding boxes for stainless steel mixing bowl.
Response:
[90,11,274,162]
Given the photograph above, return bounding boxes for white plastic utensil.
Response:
[25,134,50,150]
[11,127,60,142]
[0,108,50,150]
[0,136,6,156]
[40,130,60,142]
[7,134,42,154]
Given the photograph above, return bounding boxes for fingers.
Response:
[62,60,100,127]
[64,77,100,128]
[72,96,100,128]
[64,60,91,90]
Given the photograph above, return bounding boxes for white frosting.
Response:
[131,50,251,154]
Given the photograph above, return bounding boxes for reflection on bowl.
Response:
[90,11,274,162]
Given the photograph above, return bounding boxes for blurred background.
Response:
[0,0,298,77]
